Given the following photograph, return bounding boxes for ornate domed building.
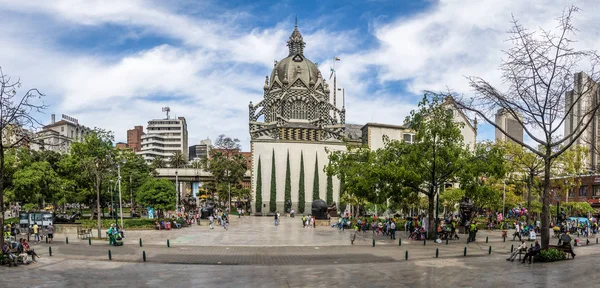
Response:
[249,24,348,215]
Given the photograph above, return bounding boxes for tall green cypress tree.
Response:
[326,174,333,205]
[312,153,320,201]
[284,150,291,212]
[298,151,305,213]
[269,149,277,213]
[255,157,262,213]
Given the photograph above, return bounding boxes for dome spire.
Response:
[287,19,305,56]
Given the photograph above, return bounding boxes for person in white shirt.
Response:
[507,240,527,262]
[512,222,522,241]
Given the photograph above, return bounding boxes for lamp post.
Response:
[118,163,123,229]
[175,170,179,214]
[503,177,506,217]
[227,170,231,213]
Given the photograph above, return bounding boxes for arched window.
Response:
[291,100,307,120]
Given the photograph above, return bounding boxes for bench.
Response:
[77,227,92,239]
[549,244,574,259]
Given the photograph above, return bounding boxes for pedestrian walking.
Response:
[47,223,54,244]
[390,221,396,240]
[209,215,214,229]
[274,212,279,226]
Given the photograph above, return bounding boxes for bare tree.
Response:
[0,67,46,246]
[454,6,600,249]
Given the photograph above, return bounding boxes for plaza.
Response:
[2,216,600,287]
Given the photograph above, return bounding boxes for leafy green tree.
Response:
[312,154,320,201]
[284,150,291,211]
[298,152,305,213]
[10,161,62,209]
[269,149,276,212]
[255,156,262,213]
[0,67,46,246]
[136,178,176,217]
[440,188,465,214]
[170,150,187,168]
[385,94,468,239]
[460,142,507,212]
[326,174,333,205]
[116,150,153,215]
[202,134,247,208]
[70,129,115,237]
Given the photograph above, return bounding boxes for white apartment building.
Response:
[565,72,600,170]
[138,116,188,165]
[31,114,91,153]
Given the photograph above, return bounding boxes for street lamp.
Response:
[227,170,231,213]
[117,162,124,229]
[175,170,179,214]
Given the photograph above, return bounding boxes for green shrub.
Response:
[535,248,566,262]
[79,218,158,229]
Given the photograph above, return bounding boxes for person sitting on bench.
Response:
[558,232,576,258]
[1,242,17,267]
[522,241,540,264]
[507,240,527,262]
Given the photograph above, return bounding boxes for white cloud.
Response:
[1,0,598,151]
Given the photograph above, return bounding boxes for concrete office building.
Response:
[495,108,524,143]
[127,126,145,152]
[138,114,188,165]
[189,138,212,161]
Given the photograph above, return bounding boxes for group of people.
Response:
[208,210,229,230]
[1,238,41,267]
[302,214,316,228]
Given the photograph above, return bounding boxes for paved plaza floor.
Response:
[1,216,599,287]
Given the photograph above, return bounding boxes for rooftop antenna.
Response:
[162,106,171,119]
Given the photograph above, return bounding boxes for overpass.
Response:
[155,168,251,182]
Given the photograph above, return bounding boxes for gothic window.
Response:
[291,100,307,120]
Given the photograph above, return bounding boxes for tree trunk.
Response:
[428,193,435,240]
[527,172,533,223]
[541,157,551,250]
[0,144,5,247]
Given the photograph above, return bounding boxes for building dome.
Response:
[249,22,345,142]
[271,55,320,87]
[269,24,320,87]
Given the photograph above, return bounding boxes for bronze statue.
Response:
[459,196,474,226]
[311,200,328,220]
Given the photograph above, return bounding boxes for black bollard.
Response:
[167,239,170,248]
[489,246,492,254]
[46,236,48,244]
[464,247,467,257]
[399,238,401,246]
[66,237,69,244]
[503,236,506,242]
[49,246,52,257]
[139,238,143,247]
[108,250,112,260]
[423,239,426,246]
[372,239,375,247]
[486,236,489,243]
[405,250,408,260]
[511,244,514,252]
[142,251,146,262]
[88,238,91,245]
[436,248,439,258]
[446,239,448,245]
[597,238,598,244]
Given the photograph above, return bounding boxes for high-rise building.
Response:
[31,114,91,153]
[189,138,212,161]
[127,126,145,152]
[565,72,600,170]
[495,108,524,143]
[138,114,188,165]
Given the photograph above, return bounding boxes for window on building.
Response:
[61,127,64,132]
[593,185,600,197]
[291,101,307,120]
[403,133,414,144]
[580,186,587,197]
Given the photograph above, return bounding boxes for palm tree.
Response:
[170,150,187,168]
[151,156,166,169]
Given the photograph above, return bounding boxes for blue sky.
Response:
[1,0,598,150]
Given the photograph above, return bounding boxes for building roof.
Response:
[361,122,409,131]
[42,120,81,130]
[344,124,364,141]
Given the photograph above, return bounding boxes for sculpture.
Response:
[459,196,474,226]
[200,200,215,219]
[284,199,292,214]
[311,199,328,220]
